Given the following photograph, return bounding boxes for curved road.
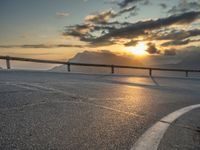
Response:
[0,70,200,150]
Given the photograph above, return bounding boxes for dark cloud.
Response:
[63,11,200,47]
[168,1,200,14]
[124,40,138,46]
[21,44,53,48]
[63,24,97,42]
[164,49,176,56]
[117,5,138,16]
[63,21,131,43]
[85,6,137,24]
[146,43,160,54]
[162,39,191,47]
[159,3,167,9]
[3,52,55,56]
[162,39,200,47]
[56,44,86,48]
[0,45,52,49]
[63,24,90,37]
[156,29,200,41]
[90,11,200,44]
[153,28,200,47]
[0,44,86,49]
[0,45,15,48]
[118,0,149,8]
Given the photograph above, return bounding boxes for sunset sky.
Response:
[0,0,200,68]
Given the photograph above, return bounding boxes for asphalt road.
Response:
[0,70,200,150]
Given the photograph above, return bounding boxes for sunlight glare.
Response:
[126,42,148,55]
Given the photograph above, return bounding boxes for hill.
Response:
[163,53,200,69]
[51,50,144,73]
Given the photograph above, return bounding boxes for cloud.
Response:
[63,21,132,43]
[85,6,137,24]
[146,43,160,54]
[85,10,116,24]
[2,52,55,56]
[159,3,167,9]
[162,39,190,47]
[155,29,200,41]
[118,0,149,8]
[161,39,200,47]
[0,44,86,49]
[152,28,200,48]
[168,1,200,14]
[56,12,70,17]
[56,44,85,48]
[124,40,138,46]
[63,24,93,38]
[117,5,138,16]
[64,10,200,48]
[89,11,200,44]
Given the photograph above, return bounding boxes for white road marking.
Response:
[131,104,200,150]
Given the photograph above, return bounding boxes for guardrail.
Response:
[0,56,200,77]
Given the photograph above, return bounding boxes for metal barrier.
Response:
[0,56,200,77]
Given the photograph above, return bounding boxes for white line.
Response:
[131,104,200,150]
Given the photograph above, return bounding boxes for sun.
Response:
[126,42,148,55]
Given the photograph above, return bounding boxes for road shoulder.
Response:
[158,108,200,150]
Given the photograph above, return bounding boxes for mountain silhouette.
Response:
[163,53,200,69]
[51,50,144,73]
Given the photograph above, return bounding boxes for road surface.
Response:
[0,70,200,150]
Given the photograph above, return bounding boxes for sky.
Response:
[0,0,200,69]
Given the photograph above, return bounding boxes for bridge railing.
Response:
[0,56,200,77]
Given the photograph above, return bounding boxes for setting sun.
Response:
[126,42,148,55]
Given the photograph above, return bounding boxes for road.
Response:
[0,70,200,150]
